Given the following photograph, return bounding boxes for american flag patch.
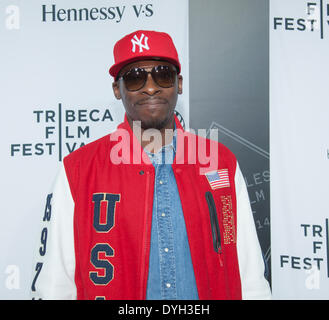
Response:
[205,169,230,190]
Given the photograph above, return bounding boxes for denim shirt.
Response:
[145,132,199,300]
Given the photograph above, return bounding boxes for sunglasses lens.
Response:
[153,65,176,88]
[122,68,147,91]
[121,65,176,91]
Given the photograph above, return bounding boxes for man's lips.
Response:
[136,98,167,106]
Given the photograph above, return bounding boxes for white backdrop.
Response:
[270,0,329,299]
[0,0,189,299]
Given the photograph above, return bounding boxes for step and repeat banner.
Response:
[0,0,189,299]
[270,0,329,299]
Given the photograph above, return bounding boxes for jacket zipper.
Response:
[140,169,152,299]
[205,191,223,266]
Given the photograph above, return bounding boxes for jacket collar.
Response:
[110,113,184,166]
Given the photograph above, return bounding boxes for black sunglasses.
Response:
[117,65,177,92]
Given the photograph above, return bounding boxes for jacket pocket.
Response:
[205,191,222,254]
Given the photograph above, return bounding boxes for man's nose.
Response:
[142,73,161,95]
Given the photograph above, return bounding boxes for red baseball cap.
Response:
[109,30,181,78]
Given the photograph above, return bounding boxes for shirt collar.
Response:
[145,123,177,164]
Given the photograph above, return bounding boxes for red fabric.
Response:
[63,116,242,300]
[109,30,181,78]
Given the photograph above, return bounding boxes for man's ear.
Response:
[112,81,122,100]
[177,75,183,94]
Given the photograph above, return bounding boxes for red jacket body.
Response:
[31,116,271,300]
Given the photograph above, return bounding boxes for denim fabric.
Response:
[145,134,199,300]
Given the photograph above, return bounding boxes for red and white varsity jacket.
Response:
[31,115,271,300]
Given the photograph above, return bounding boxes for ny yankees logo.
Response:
[131,33,150,53]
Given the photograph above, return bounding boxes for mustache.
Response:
[136,97,168,105]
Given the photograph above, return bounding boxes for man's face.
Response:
[112,60,182,130]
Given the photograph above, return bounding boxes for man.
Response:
[31,30,271,300]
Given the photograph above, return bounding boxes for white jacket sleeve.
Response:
[31,163,76,300]
[235,162,272,300]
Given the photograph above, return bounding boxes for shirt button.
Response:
[166,283,171,288]
[159,180,163,184]
[164,248,169,252]
[161,213,166,217]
